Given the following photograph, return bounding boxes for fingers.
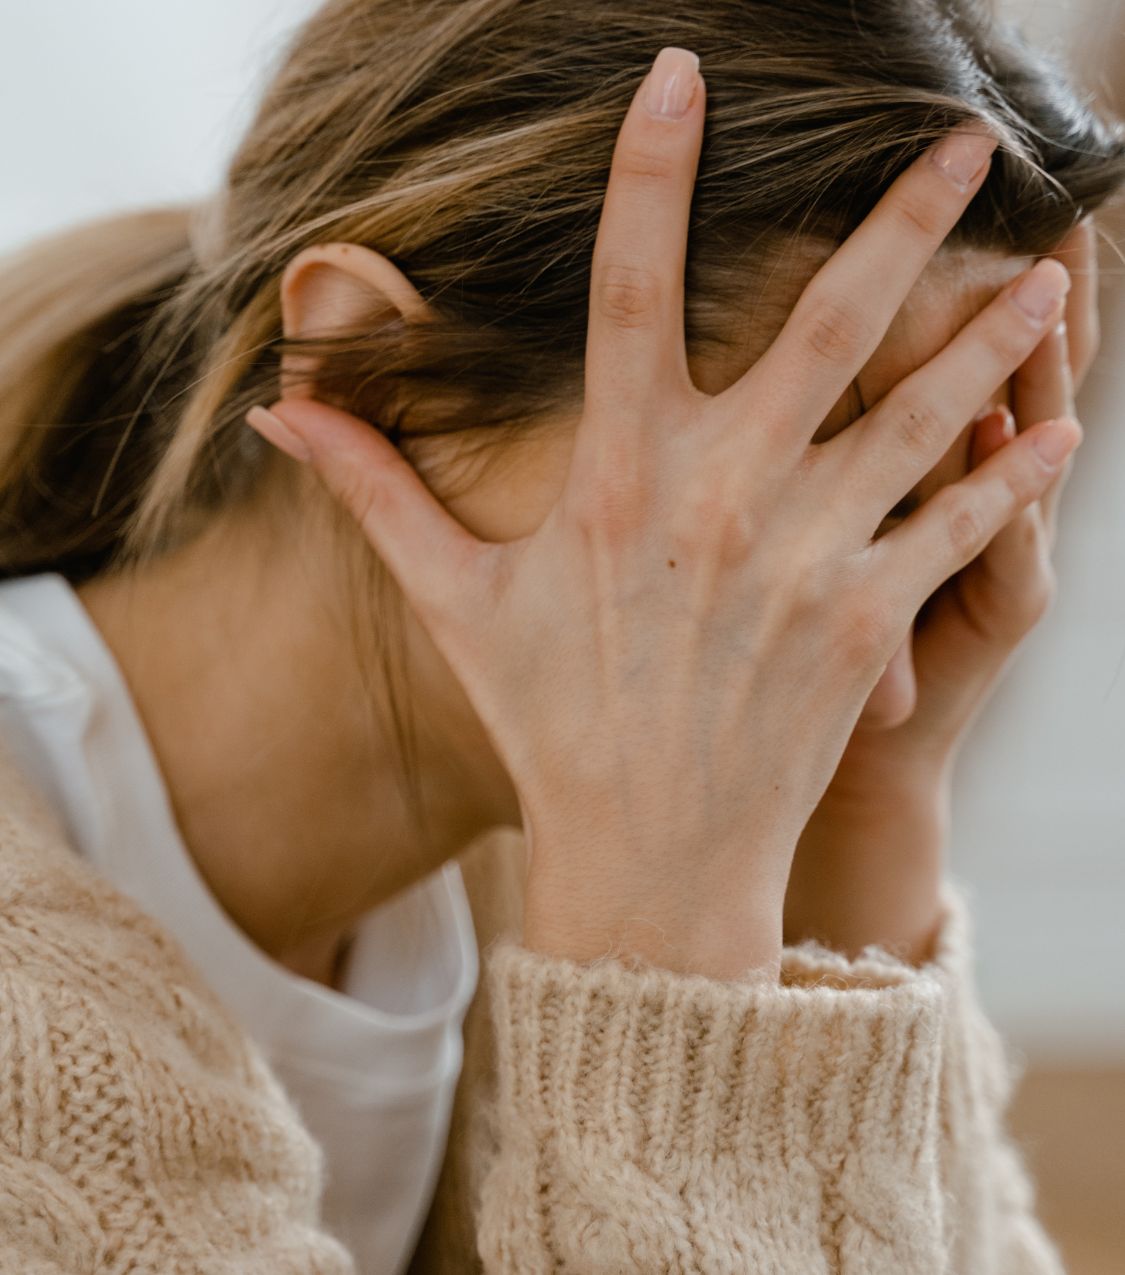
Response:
[829,258,1070,529]
[1011,318,1077,544]
[1013,317,1073,425]
[738,127,998,438]
[969,405,1016,466]
[960,407,1056,645]
[873,415,1082,609]
[1055,217,1099,385]
[582,47,705,422]
[248,399,486,628]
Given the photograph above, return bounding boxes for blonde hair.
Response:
[2,0,1123,828]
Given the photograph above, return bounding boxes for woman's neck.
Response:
[76,497,515,984]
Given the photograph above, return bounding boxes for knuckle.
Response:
[968,556,1054,644]
[616,145,679,186]
[1014,511,1045,554]
[711,503,758,565]
[985,312,1038,368]
[789,558,833,618]
[1001,441,1059,509]
[889,191,945,241]
[672,470,758,565]
[593,260,663,330]
[991,552,1056,634]
[837,594,897,663]
[571,468,649,543]
[796,292,874,368]
[1000,461,1041,510]
[889,394,946,456]
[941,491,987,559]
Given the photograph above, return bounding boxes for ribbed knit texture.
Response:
[477,885,1066,1273]
[0,742,1064,1273]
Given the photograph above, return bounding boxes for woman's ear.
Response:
[279,243,432,400]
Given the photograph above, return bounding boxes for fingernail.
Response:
[930,131,997,189]
[643,46,700,120]
[1032,418,1081,468]
[1012,259,1071,323]
[246,404,312,463]
[997,406,1016,440]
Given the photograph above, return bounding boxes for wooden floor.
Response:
[1008,1070,1125,1274]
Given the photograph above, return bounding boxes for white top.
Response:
[0,571,479,1275]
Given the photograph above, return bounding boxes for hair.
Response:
[1,0,1123,832]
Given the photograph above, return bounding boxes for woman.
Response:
[0,0,1121,1270]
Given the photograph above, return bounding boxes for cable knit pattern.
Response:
[0,743,1063,1273]
[0,749,354,1275]
[477,889,1065,1273]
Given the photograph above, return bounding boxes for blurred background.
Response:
[1,2,1122,1269]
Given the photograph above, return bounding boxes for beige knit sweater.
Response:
[0,741,1064,1274]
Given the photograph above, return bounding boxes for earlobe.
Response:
[279,242,431,400]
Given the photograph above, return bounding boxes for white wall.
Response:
[0,1,316,247]
[3,0,1123,1061]
[951,0,1125,1063]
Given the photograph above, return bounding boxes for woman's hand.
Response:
[248,47,1079,980]
[784,219,1097,963]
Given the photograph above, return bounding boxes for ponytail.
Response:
[0,208,196,582]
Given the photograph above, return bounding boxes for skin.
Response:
[786,239,1093,963]
[80,49,1095,986]
[259,49,1088,981]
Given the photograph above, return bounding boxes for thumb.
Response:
[247,398,485,625]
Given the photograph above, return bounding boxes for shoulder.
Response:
[0,735,344,1268]
[0,732,277,1097]
[0,736,224,1028]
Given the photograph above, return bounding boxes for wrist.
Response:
[784,765,952,964]
[784,865,946,966]
[522,868,785,981]
[825,729,957,808]
[517,797,795,980]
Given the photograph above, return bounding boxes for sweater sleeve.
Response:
[927,881,1066,1275]
[475,879,1063,1274]
[0,805,356,1274]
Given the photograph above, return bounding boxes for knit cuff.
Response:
[778,879,1014,1114]
[486,934,949,1267]
[776,877,1035,1271]
[929,878,1017,1115]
